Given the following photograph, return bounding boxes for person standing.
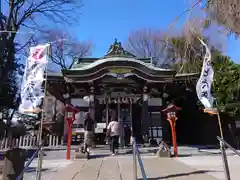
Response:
[107,118,120,155]
[83,112,94,153]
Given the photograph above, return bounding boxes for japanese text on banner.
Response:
[19,44,50,115]
[196,39,214,108]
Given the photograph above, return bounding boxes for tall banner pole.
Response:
[187,23,224,138]
[36,44,51,180]
[195,37,224,138]
[189,24,230,180]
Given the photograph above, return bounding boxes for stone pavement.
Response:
[48,155,219,180]
[23,159,73,180]
[177,149,240,180]
[21,146,240,180]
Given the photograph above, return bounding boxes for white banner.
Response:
[19,44,50,115]
[196,39,214,108]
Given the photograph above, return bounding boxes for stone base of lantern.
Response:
[75,152,89,159]
[156,141,172,158]
[75,147,89,159]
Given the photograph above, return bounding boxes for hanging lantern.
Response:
[129,98,132,104]
[89,94,94,102]
[117,97,121,104]
[143,94,149,101]
[83,96,90,102]
[104,96,108,104]
[125,97,129,104]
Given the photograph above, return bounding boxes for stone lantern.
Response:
[65,104,80,160]
[162,104,181,157]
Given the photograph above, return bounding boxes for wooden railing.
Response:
[0,135,63,150]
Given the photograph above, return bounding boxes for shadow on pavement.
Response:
[25,167,49,173]
[117,150,133,155]
[177,154,194,157]
[90,154,111,159]
[90,149,134,159]
[137,170,220,180]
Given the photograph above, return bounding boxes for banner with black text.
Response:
[19,44,50,115]
[196,39,214,108]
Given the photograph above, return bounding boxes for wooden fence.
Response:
[0,135,63,150]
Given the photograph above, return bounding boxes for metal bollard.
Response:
[36,148,44,180]
[220,141,231,180]
[133,138,137,180]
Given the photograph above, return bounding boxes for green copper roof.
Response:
[71,58,99,69]
[71,39,153,70]
[70,57,174,72]
[71,57,152,69]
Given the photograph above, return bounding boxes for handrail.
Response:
[132,138,147,180]
[16,141,44,180]
[216,136,234,180]
[217,136,240,156]
[135,147,147,180]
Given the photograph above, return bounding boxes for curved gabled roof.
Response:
[62,57,176,83]
[70,57,174,72]
[57,39,199,83]
[69,39,174,73]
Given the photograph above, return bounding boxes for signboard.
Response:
[96,123,106,129]
[95,128,104,133]
[108,68,132,74]
[107,68,133,79]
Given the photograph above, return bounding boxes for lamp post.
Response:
[162,104,181,157]
[65,104,80,160]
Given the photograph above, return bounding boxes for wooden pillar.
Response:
[129,98,133,144]
[89,86,95,121]
[106,95,109,125]
[89,86,96,147]
[141,86,149,143]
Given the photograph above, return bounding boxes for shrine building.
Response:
[47,39,199,144]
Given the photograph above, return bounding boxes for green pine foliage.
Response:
[212,50,240,116]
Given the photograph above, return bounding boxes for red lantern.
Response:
[162,104,181,157]
[65,104,80,160]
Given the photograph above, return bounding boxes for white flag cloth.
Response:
[19,44,50,115]
[196,39,214,108]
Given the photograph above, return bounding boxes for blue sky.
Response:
[67,0,240,63]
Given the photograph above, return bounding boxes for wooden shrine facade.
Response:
[47,39,199,144]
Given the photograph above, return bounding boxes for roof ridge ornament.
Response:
[104,38,136,58]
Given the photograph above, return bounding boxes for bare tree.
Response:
[125,26,217,73]
[126,28,175,66]
[34,29,93,71]
[0,0,83,83]
[206,0,240,35]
